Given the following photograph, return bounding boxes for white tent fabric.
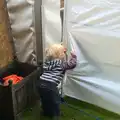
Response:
[7,0,61,64]
[63,0,120,114]
[7,0,36,64]
[42,0,61,48]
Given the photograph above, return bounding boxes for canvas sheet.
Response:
[7,0,36,64]
[63,0,120,114]
[42,0,61,49]
[7,0,61,64]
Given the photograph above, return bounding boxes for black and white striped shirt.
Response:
[40,56,77,86]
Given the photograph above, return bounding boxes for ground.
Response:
[21,97,120,120]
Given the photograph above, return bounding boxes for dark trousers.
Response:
[37,80,60,118]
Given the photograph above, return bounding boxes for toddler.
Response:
[37,44,77,120]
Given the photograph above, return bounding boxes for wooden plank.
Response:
[0,0,13,68]
[61,0,64,8]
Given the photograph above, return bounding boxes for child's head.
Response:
[45,44,66,60]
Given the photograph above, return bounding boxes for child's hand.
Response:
[70,51,76,58]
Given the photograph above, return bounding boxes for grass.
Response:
[21,97,120,120]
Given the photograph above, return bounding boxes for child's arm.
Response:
[63,51,77,70]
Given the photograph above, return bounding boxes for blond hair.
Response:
[45,44,65,60]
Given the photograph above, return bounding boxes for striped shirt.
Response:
[40,55,77,86]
